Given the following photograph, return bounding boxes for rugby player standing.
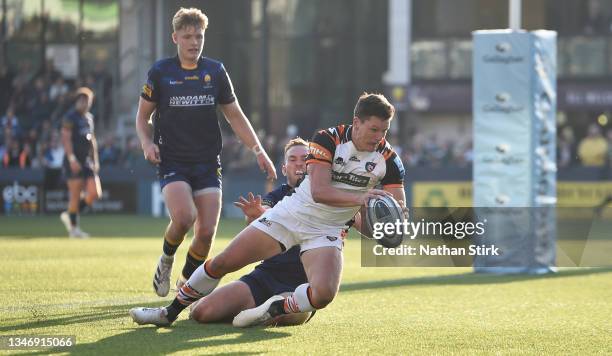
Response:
[60,87,101,238]
[135,8,277,298]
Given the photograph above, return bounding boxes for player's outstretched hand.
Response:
[234,192,266,220]
[255,149,278,180]
[142,142,161,164]
[359,189,392,206]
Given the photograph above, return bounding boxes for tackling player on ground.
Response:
[189,138,316,326]
[59,87,101,238]
[135,8,276,298]
[130,93,405,327]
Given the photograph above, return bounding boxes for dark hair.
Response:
[353,92,395,121]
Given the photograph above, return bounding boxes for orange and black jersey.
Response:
[141,56,236,164]
[306,125,405,189]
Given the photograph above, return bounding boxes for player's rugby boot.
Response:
[129,307,172,327]
[153,255,174,297]
[232,295,285,327]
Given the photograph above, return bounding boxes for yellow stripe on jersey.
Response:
[142,84,153,98]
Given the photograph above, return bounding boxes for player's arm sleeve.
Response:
[306,129,337,165]
[261,190,278,208]
[381,152,405,188]
[217,64,237,105]
[61,114,74,129]
[141,66,160,103]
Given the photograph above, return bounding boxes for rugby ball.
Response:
[363,195,405,248]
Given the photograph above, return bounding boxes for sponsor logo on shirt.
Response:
[258,217,273,227]
[349,156,360,162]
[331,171,370,187]
[334,157,345,165]
[169,95,215,107]
[309,143,332,161]
[185,75,200,80]
[169,80,184,85]
[203,73,213,88]
[365,162,377,172]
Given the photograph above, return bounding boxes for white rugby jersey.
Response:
[275,124,405,229]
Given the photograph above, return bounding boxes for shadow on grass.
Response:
[22,322,287,355]
[340,267,612,293]
[12,301,289,355]
[0,301,166,333]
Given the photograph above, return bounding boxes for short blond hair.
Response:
[284,137,308,156]
[75,87,94,103]
[172,7,208,32]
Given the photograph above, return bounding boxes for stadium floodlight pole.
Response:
[509,0,522,30]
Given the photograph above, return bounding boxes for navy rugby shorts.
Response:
[158,160,222,194]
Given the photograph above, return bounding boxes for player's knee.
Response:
[190,303,213,323]
[173,212,196,231]
[195,223,216,240]
[309,284,337,309]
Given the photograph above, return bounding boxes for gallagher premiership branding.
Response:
[482,93,524,114]
[482,41,524,64]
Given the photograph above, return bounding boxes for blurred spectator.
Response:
[19,142,33,168]
[558,135,573,168]
[29,92,55,130]
[120,135,143,169]
[0,127,11,159]
[577,124,608,166]
[38,120,53,145]
[3,139,21,167]
[9,81,28,117]
[98,134,121,165]
[1,106,21,139]
[49,76,69,101]
[42,132,65,189]
[22,78,48,129]
[557,126,576,168]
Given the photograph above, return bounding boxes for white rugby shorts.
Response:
[250,205,344,252]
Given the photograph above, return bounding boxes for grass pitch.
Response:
[0,215,611,355]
